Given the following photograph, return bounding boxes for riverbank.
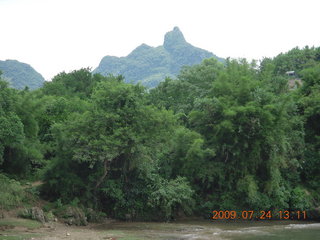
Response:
[0,218,116,240]
[1,217,320,240]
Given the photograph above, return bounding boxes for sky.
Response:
[0,0,319,80]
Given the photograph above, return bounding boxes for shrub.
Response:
[0,174,25,210]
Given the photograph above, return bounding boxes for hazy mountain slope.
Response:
[94,27,223,88]
[0,59,45,90]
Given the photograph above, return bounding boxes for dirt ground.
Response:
[0,219,118,240]
[33,223,116,240]
[0,217,206,240]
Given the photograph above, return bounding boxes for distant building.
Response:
[286,71,296,77]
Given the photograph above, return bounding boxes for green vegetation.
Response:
[0,60,45,90]
[0,235,39,240]
[0,174,25,210]
[0,218,41,240]
[0,218,42,229]
[93,27,223,88]
[0,46,320,222]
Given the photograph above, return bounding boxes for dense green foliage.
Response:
[0,60,45,90]
[150,58,309,212]
[94,27,223,88]
[0,174,25,210]
[0,46,320,221]
[0,79,43,177]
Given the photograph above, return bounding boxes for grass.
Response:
[0,234,38,240]
[0,218,42,240]
[0,218,42,229]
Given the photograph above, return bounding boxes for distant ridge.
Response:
[0,60,45,90]
[94,27,224,88]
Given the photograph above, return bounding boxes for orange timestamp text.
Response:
[212,210,307,220]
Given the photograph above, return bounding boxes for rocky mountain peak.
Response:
[163,26,187,50]
[94,26,223,88]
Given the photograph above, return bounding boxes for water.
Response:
[210,222,320,240]
[94,219,320,240]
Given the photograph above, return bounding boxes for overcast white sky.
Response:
[0,0,319,80]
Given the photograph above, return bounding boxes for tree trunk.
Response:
[95,160,109,189]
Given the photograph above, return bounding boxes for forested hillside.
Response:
[0,60,45,90]
[93,27,223,88]
[0,46,319,222]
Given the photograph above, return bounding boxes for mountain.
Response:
[94,27,224,88]
[0,60,45,90]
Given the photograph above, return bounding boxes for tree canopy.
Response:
[1,46,320,221]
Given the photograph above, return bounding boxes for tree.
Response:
[0,78,43,177]
[299,64,320,194]
[41,74,193,220]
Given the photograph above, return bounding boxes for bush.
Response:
[148,176,194,220]
[0,174,25,210]
[290,186,312,210]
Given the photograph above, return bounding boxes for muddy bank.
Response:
[2,217,320,240]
